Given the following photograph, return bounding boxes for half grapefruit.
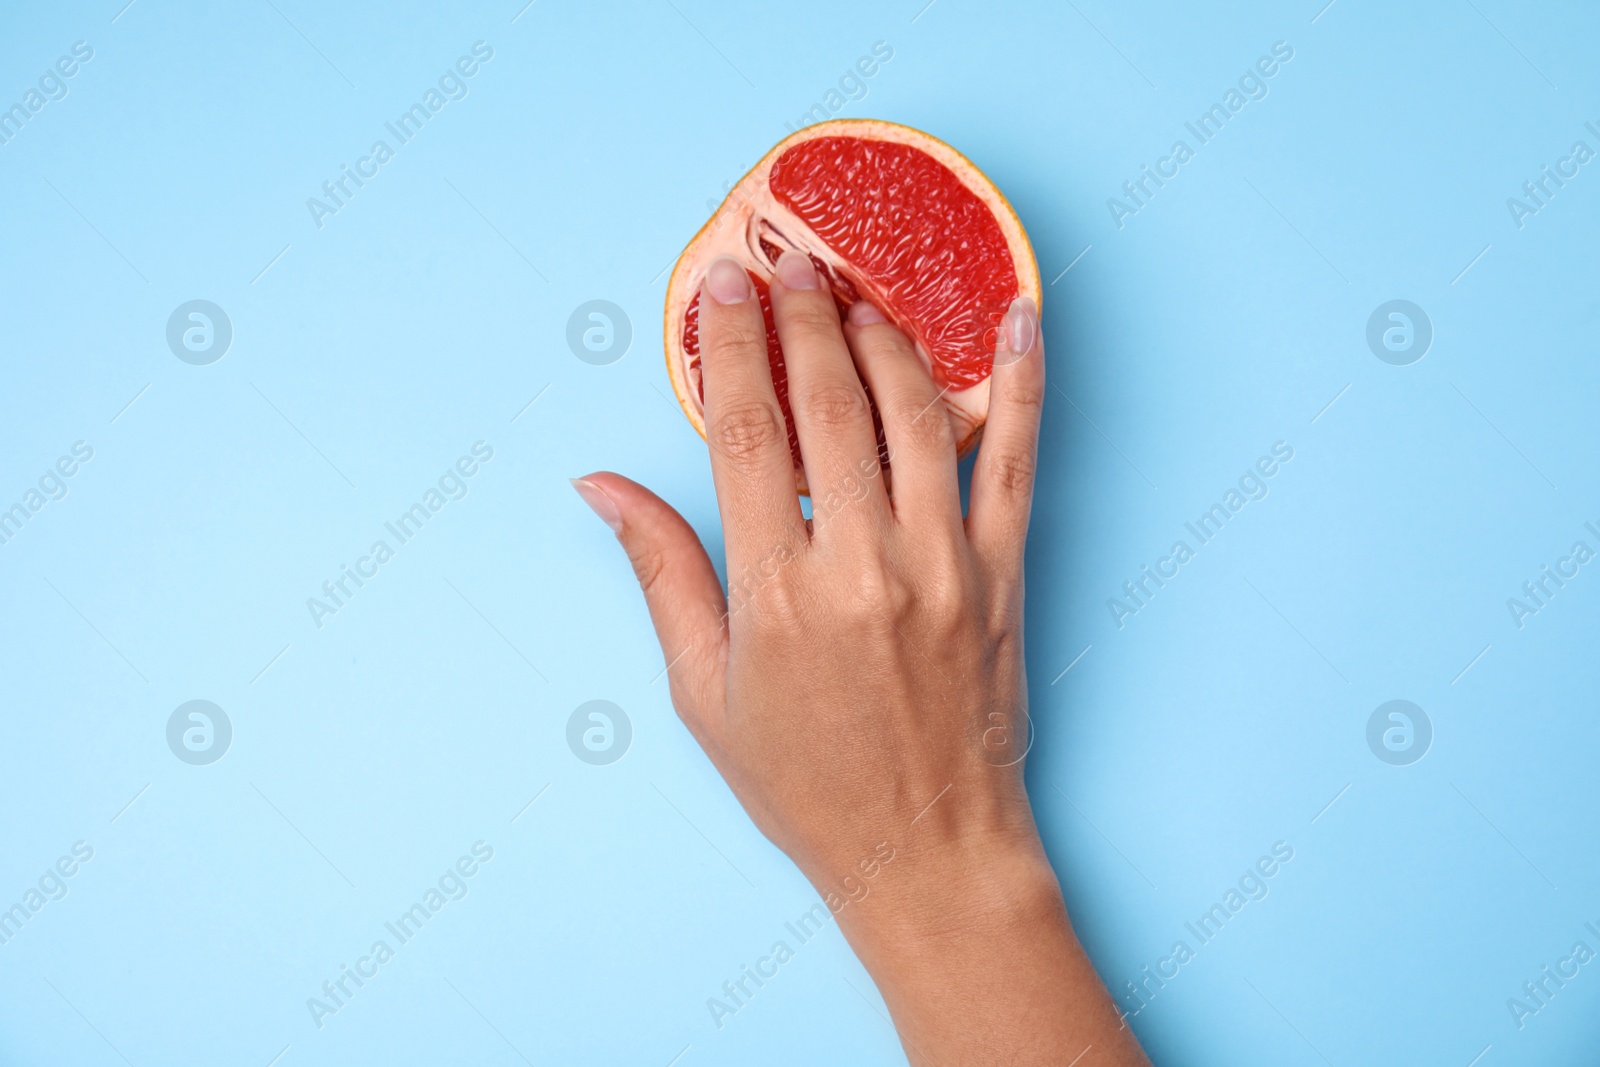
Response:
[664,119,1040,494]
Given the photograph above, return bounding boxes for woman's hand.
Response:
[573,250,1148,1066]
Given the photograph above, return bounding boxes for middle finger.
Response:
[768,250,889,529]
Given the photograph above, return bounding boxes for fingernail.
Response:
[847,300,886,326]
[571,477,622,534]
[1003,297,1037,356]
[705,256,751,304]
[775,250,819,290]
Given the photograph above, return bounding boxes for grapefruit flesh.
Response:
[665,119,1040,494]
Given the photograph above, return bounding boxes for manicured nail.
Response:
[705,256,751,304]
[775,250,819,290]
[571,477,622,534]
[1003,297,1037,357]
[847,300,886,326]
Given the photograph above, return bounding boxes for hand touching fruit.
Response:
[574,250,1148,1066]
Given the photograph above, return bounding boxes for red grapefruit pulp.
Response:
[665,119,1041,493]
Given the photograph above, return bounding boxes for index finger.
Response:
[695,256,807,570]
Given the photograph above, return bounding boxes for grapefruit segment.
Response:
[664,119,1040,494]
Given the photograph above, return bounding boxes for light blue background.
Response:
[2,1,1597,1064]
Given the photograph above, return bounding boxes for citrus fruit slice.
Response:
[664,118,1041,495]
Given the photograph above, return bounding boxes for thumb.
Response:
[572,472,727,729]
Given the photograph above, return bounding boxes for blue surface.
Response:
[2,1,1597,1064]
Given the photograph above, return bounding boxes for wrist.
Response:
[829,831,1124,1067]
[834,827,1071,968]
[785,796,1146,1064]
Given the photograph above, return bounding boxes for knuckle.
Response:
[986,592,1024,643]
[784,299,847,340]
[797,382,869,430]
[857,319,917,357]
[729,551,807,629]
[750,577,806,628]
[983,446,1037,496]
[711,401,786,461]
[849,561,912,623]
[888,393,954,453]
[626,542,669,596]
[999,380,1046,416]
[908,550,970,635]
[702,321,768,366]
[923,560,970,625]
